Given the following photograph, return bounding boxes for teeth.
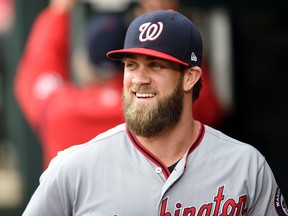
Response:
[136,93,156,98]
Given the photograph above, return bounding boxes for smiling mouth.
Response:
[135,92,156,98]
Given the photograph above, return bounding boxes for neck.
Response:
[135,117,200,167]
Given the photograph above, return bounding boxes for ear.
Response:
[183,66,202,92]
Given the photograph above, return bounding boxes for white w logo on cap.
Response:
[139,22,163,42]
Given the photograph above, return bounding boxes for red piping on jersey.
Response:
[185,123,205,170]
[127,128,170,179]
[188,123,205,155]
[126,123,205,179]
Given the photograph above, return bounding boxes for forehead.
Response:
[123,54,186,73]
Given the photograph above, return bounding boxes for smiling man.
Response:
[122,54,187,138]
[22,9,287,216]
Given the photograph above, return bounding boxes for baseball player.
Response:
[14,0,223,171]
[22,10,287,216]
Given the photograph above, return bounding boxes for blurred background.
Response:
[0,0,287,215]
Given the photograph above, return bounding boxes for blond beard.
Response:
[123,75,184,137]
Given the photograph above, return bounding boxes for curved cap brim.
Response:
[107,48,189,66]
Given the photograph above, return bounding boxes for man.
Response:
[22,10,287,215]
[13,0,126,169]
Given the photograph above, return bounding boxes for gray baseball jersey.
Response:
[23,123,287,216]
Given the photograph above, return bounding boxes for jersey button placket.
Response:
[155,167,162,174]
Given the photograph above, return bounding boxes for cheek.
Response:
[123,73,131,88]
[163,76,182,92]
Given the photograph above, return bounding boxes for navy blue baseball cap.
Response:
[107,10,203,67]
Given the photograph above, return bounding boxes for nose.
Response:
[131,67,151,85]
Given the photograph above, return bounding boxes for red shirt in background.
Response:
[14,9,124,168]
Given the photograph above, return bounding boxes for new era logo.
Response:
[191,52,197,62]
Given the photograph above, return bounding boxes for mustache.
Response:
[130,85,156,93]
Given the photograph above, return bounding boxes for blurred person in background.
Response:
[133,0,180,16]
[0,0,14,137]
[0,0,14,90]
[13,0,126,169]
[0,0,14,48]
